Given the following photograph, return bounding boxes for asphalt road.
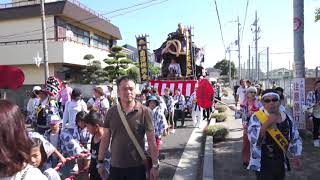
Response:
[158,118,202,180]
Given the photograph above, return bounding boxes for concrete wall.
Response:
[0,41,64,65]
[63,41,109,67]
[16,64,56,85]
[0,16,55,42]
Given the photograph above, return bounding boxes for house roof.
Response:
[0,0,121,40]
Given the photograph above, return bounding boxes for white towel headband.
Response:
[262,92,280,99]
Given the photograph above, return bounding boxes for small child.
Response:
[75,111,92,179]
[29,136,62,180]
[44,114,62,168]
[84,111,111,180]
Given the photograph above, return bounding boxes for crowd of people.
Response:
[0,76,218,180]
[233,79,306,180]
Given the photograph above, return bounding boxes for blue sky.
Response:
[2,0,320,70]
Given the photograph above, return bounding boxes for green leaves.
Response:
[83,54,94,60]
[315,8,320,22]
[214,59,237,79]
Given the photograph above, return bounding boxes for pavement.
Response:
[159,118,205,180]
[212,88,320,180]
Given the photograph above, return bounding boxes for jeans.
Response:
[110,165,146,180]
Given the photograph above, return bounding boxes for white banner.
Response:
[292,78,305,129]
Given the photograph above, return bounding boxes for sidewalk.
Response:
[212,88,320,180]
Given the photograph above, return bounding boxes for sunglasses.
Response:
[248,91,256,94]
[263,98,279,103]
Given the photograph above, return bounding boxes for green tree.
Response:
[214,59,237,79]
[315,8,320,22]
[81,54,108,84]
[127,66,140,82]
[104,46,135,82]
[149,63,160,78]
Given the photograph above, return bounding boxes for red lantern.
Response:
[0,65,25,90]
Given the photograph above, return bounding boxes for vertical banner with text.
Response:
[186,28,192,77]
[292,78,306,129]
[136,36,149,82]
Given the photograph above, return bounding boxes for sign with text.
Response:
[292,78,305,129]
[136,36,149,81]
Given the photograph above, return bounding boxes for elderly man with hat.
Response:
[147,96,166,152]
[247,89,302,180]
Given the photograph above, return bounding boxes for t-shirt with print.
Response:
[104,101,154,168]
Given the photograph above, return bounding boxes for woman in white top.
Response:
[0,100,47,180]
[62,88,88,129]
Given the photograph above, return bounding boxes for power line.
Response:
[108,0,168,19]
[240,0,249,45]
[214,0,226,52]
[0,0,166,39]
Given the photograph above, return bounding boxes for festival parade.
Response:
[0,0,319,180]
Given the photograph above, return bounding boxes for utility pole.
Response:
[253,11,260,81]
[267,47,269,88]
[248,45,251,80]
[40,0,49,82]
[228,47,232,87]
[237,16,241,81]
[293,0,305,78]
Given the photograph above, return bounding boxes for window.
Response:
[92,34,109,49]
[55,17,90,45]
[278,72,282,76]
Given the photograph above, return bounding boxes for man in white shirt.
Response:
[188,85,203,128]
[236,79,247,107]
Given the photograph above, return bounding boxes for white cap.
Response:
[33,86,41,91]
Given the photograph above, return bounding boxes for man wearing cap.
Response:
[147,96,166,152]
[44,114,63,167]
[247,89,302,180]
[187,85,203,128]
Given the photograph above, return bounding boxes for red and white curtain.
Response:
[150,80,198,96]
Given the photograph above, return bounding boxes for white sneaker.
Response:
[313,140,320,147]
[170,129,175,133]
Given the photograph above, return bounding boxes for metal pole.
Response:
[248,45,251,80]
[258,53,260,81]
[237,16,241,81]
[267,47,269,88]
[40,0,49,82]
[255,11,258,81]
[228,48,232,86]
[293,0,305,78]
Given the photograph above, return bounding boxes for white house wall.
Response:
[0,16,55,42]
[0,41,64,65]
[63,41,109,67]
[16,64,55,85]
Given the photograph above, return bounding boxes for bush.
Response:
[211,112,227,122]
[205,124,229,142]
[215,105,227,113]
